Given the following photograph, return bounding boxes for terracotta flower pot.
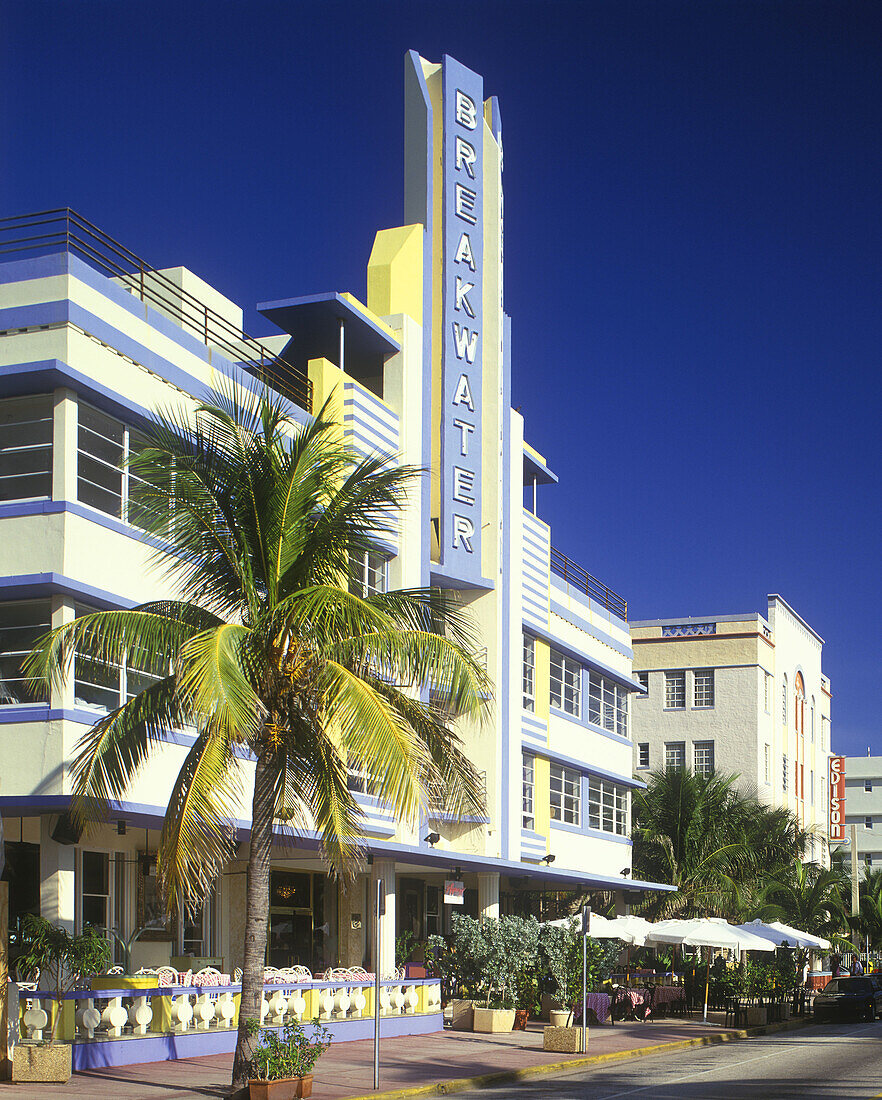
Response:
[513,1008,529,1030]
[248,1074,314,1100]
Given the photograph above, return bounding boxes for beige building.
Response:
[630,595,832,864]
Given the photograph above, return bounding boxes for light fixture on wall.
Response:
[541,854,556,865]
[620,867,631,877]
[424,832,441,847]
[117,820,127,836]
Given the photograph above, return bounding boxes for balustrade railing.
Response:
[17,978,442,1044]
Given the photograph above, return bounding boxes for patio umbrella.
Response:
[767,921,831,952]
[588,914,654,946]
[644,918,775,1020]
[734,920,828,951]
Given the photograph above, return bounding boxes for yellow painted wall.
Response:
[366,225,424,324]
[307,357,345,438]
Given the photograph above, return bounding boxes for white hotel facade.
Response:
[0,52,666,980]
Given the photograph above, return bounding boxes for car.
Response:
[813,977,882,1022]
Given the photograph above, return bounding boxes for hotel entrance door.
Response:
[267,870,325,970]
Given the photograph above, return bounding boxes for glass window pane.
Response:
[0,395,53,502]
[0,599,51,705]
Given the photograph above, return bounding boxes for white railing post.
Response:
[128,995,153,1036]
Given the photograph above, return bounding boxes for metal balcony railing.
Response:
[0,208,312,412]
[550,546,627,620]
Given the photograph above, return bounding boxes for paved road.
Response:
[454,1021,882,1099]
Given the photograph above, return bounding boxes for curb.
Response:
[344,1017,813,1100]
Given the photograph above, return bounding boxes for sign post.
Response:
[374,876,384,1091]
[581,905,590,1055]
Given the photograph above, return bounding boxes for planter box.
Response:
[745,1005,768,1028]
[449,999,476,1031]
[543,1026,585,1053]
[548,1009,572,1028]
[13,1042,72,1083]
[473,1007,515,1033]
[249,1075,313,1100]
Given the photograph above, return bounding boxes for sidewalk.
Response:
[0,1014,802,1099]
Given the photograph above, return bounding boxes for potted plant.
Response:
[448,915,540,1033]
[13,914,111,1083]
[539,921,622,1052]
[245,1017,332,1099]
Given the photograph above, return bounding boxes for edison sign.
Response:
[829,756,846,841]
[441,56,483,581]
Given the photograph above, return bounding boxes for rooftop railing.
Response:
[0,208,312,412]
[550,546,628,620]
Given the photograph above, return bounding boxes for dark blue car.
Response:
[813,977,882,1022]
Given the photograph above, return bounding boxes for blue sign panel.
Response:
[441,55,484,583]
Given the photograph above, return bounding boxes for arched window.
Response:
[782,674,788,725]
[795,672,805,735]
[811,697,815,742]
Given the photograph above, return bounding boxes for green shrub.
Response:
[245,1018,331,1081]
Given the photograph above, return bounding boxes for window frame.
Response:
[587,776,629,836]
[550,649,581,718]
[350,548,388,598]
[637,742,650,769]
[664,671,686,709]
[693,669,714,709]
[522,634,536,713]
[0,598,52,706]
[550,762,581,826]
[664,741,686,769]
[522,753,535,830]
[588,670,629,738]
[0,394,53,504]
[693,740,715,776]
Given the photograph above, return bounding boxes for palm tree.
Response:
[756,860,850,946]
[632,769,810,919]
[26,385,489,1089]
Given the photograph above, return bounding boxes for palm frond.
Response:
[175,624,265,741]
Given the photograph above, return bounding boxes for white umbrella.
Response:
[768,921,831,952]
[735,919,827,951]
[589,914,654,946]
[643,918,775,1021]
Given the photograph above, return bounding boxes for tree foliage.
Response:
[26,384,490,1085]
[632,769,813,919]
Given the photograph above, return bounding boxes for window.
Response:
[665,741,686,769]
[522,753,535,830]
[588,671,628,737]
[638,743,650,769]
[764,744,771,784]
[782,676,788,725]
[588,777,629,835]
[0,600,51,705]
[80,850,110,930]
[763,674,771,714]
[350,549,387,597]
[0,395,53,502]
[692,669,714,708]
[811,699,815,742]
[181,884,216,956]
[73,604,164,712]
[664,671,685,709]
[811,769,815,804]
[636,671,649,695]
[866,780,873,793]
[522,634,535,712]
[822,716,829,751]
[783,754,788,792]
[550,763,581,825]
[693,741,715,776]
[550,650,581,717]
[866,817,874,831]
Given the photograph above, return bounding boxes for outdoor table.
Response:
[572,991,612,1024]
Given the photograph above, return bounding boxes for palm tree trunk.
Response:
[232,746,279,1090]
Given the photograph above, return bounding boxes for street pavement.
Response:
[453,1020,882,1099]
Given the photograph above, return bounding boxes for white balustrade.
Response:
[170,993,194,1032]
[100,996,129,1038]
[351,988,367,1017]
[268,989,288,1025]
[22,999,49,1040]
[332,987,351,1019]
[128,995,153,1036]
[379,985,392,1016]
[287,988,307,1020]
[76,998,102,1039]
[217,991,237,1028]
[194,992,216,1031]
[318,988,335,1020]
[404,984,419,1014]
[390,985,406,1014]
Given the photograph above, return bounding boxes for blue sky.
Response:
[4,1,881,757]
